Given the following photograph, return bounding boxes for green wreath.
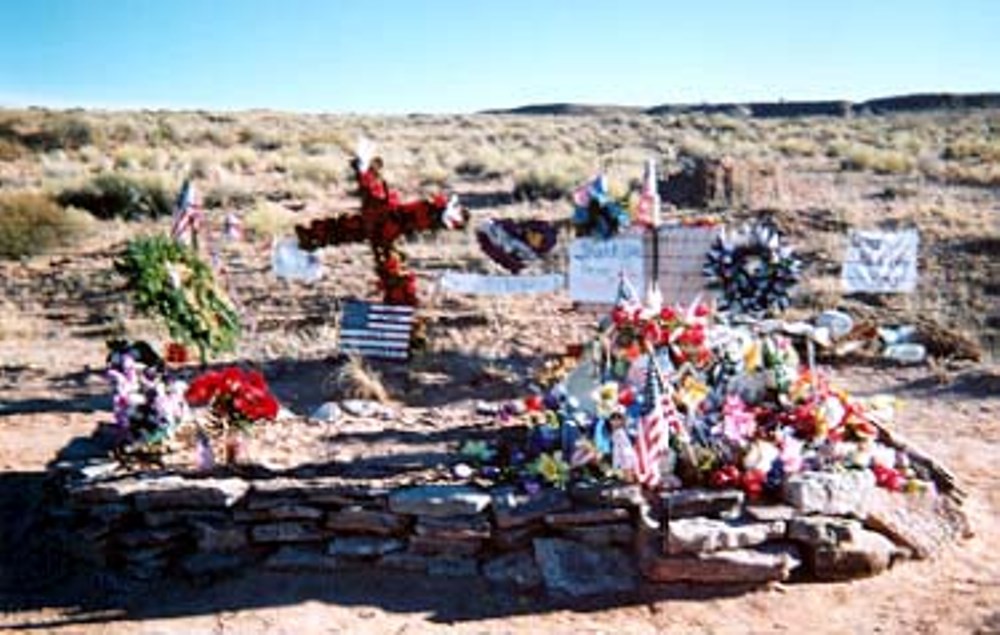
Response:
[703,223,801,315]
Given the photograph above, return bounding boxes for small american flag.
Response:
[634,356,675,489]
[171,180,203,243]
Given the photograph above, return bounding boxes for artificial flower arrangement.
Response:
[106,340,190,460]
[703,222,802,316]
[475,218,559,273]
[571,174,632,239]
[460,288,933,501]
[115,235,240,363]
[184,366,281,467]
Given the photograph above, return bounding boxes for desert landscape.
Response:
[1,102,999,633]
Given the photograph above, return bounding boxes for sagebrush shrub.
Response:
[0,192,88,259]
[57,174,173,220]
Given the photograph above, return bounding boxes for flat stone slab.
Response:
[415,514,492,540]
[533,537,638,597]
[328,536,405,558]
[483,550,543,589]
[782,471,875,517]
[192,521,248,552]
[787,515,862,547]
[388,485,491,518]
[863,489,970,559]
[544,508,630,527]
[409,535,483,556]
[812,528,897,580]
[251,522,325,544]
[559,522,635,547]
[640,537,801,584]
[493,488,572,529]
[266,546,341,572]
[665,518,786,555]
[568,483,645,509]
[427,557,480,578]
[662,489,744,519]
[326,508,409,536]
[235,504,324,522]
[134,477,249,510]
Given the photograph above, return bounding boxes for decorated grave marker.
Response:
[842,229,919,294]
[338,300,415,361]
[295,146,465,307]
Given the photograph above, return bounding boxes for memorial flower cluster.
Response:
[462,289,932,500]
[571,174,632,239]
[106,341,190,453]
[184,366,281,467]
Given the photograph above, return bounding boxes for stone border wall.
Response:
[48,453,970,598]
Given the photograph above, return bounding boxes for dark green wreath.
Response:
[703,223,801,315]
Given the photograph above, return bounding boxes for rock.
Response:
[639,536,800,584]
[78,461,120,482]
[388,485,491,518]
[251,522,325,544]
[812,529,897,580]
[235,504,324,522]
[143,509,227,528]
[116,526,186,548]
[341,399,394,419]
[415,514,492,540]
[475,401,500,416]
[377,552,430,572]
[56,436,113,462]
[326,508,409,536]
[483,550,543,589]
[787,516,861,547]
[328,536,405,559]
[408,535,483,556]
[133,477,250,511]
[662,489,744,519]
[863,489,970,559]
[266,546,340,572]
[310,402,342,422]
[559,523,635,547]
[491,525,541,552]
[817,310,854,340]
[87,503,130,523]
[69,475,184,504]
[744,504,797,523]
[665,518,786,555]
[427,557,479,578]
[533,538,638,597]
[783,471,876,517]
[192,521,248,552]
[180,552,249,579]
[544,508,630,527]
[568,482,645,509]
[493,488,571,529]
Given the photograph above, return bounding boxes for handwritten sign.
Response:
[842,229,919,294]
[569,236,645,304]
[339,300,414,361]
[440,272,564,295]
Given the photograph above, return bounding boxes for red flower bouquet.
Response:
[186,366,280,431]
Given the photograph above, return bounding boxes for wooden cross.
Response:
[295,156,464,306]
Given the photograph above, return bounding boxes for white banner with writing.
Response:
[842,229,919,294]
[569,236,645,304]
[439,272,565,295]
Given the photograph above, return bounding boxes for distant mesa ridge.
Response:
[482,92,1000,118]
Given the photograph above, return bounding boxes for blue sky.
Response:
[0,0,996,113]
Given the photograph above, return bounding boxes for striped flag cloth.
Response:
[634,356,675,489]
[171,180,203,243]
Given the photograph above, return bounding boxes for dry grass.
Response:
[325,354,391,403]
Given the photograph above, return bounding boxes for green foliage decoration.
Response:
[115,235,240,362]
